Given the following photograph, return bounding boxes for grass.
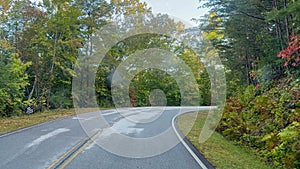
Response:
[0,108,103,135]
[177,111,274,169]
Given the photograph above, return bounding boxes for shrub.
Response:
[218,79,300,168]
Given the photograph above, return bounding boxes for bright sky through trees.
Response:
[141,0,208,27]
[31,0,208,27]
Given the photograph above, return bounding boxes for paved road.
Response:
[0,107,214,169]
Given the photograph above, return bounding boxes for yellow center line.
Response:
[57,131,102,169]
[46,130,101,169]
[46,137,89,169]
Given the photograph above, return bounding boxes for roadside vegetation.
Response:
[178,111,275,169]
[0,0,209,116]
[198,1,300,168]
[0,108,102,135]
[217,78,299,169]
[0,109,76,135]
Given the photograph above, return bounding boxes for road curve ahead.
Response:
[0,107,215,169]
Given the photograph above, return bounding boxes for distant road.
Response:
[0,107,215,169]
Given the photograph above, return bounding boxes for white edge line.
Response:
[172,112,208,169]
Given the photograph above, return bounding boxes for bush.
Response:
[217,79,300,168]
[0,54,29,117]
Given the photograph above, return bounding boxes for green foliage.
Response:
[0,0,212,115]
[178,112,274,169]
[217,79,300,168]
[93,14,209,107]
[0,53,30,116]
[198,0,300,168]
[0,0,111,112]
[129,69,181,106]
[198,0,300,91]
[266,0,300,33]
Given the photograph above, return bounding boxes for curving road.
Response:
[0,107,215,169]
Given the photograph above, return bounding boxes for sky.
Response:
[141,0,209,27]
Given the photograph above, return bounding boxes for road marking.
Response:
[46,137,90,169]
[46,130,101,169]
[0,116,74,138]
[26,128,70,148]
[172,112,208,169]
[85,107,216,117]
[58,131,101,169]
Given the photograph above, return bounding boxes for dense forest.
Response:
[0,0,213,114]
[0,0,299,168]
[198,0,300,168]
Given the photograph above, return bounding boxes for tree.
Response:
[197,1,300,168]
[277,34,300,67]
[198,0,289,88]
[0,0,31,116]
[17,0,85,109]
[93,11,205,107]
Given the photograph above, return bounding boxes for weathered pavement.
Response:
[0,107,215,169]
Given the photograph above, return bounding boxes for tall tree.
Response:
[198,0,288,90]
[0,0,30,116]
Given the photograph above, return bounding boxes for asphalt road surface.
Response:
[0,107,215,169]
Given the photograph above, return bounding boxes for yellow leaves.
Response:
[183,49,192,55]
[175,21,185,32]
[138,2,146,10]
[112,0,122,4]
[0,40,15,51]
[0,0,9,11]
[203,12,225,40]
[209,12,217,18]
[114,0,150,16]
[0,40,9,48]
[209,12,222,22]
[125,6,136,15]
[203,31,224,40]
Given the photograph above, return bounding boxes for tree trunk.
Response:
[28,75,37,101]
[47,30,59,108]
[245,53,252,85]
[283,0,290,42]
[273,0,284,50]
